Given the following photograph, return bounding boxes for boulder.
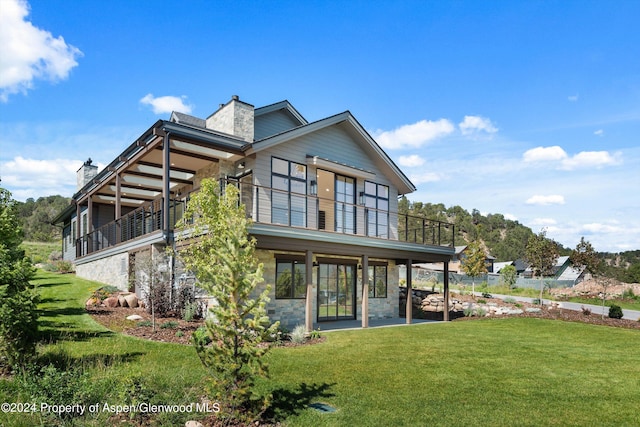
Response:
[126,314,143,321]
[104,296,119,308]
[124,293,139,308]
[185,421,204,427]
[118,293,128,307]
[85,297,100,307]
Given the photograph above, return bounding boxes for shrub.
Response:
[622,288,637,300]
[309,328,321,340]
[481,292,492,299]
[503,297,517,304]
[137,320,152,327]
[176,331,184,337]
[55,260,74,273]
[182,301,198,322]
[515,303,523,308]
[581,306,592,316]
[526,307,541,313]
[160,321,179,329]
[192,326,212,346]
[608,304,623,319]
[290,324,307,344]
[475,307,487,317]
[477,299,487,304]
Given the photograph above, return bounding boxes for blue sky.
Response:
[1,0,639,253]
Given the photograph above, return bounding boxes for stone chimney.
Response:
[205,95,254,142]
[77,158,98,190]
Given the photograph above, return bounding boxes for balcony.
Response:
[76,179,454,257]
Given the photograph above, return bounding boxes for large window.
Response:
[368,264,387,298]
[335,175,356,234]
[364,181,389,238]
[272,157,306,227]
[275,258,306,299]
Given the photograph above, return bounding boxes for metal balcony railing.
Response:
[76,178,454,257]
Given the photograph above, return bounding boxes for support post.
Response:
[305,250,314,333]
[406,259,413,324]
[361,255,369,328]
[163,131,171,243]
[443,262,450,321]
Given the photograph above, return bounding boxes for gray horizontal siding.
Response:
[255,110,300,140]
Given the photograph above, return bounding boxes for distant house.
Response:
[53,95,455,330]
[521,256,586,282]
[493,261,515,274]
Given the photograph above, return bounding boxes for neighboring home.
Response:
[54,96,455,330]
[493,261,515,274]
[522,255,586,283]
[446,245,495,273]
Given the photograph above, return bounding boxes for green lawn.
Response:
[1,271,638,426]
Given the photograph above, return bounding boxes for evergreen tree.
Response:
[0,187,38,373]
[174,179,278,423]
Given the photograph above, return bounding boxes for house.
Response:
[54,95,455,330]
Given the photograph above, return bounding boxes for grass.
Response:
[2,271,639,426]
[19,241,60,264]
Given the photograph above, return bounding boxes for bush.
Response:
[290,324,307,344]
[477,299,487,304]
[581,306,592,316]
[503,297,517,304]
[309,328,321,339]
[608,304,623,319]
[622,288,637,301]
[192,326,211,346]
[160,321,179,329]
[481,292,492,299]
[137,320,152,327]
[182,301,198,322]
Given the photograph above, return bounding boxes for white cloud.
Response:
[568,94,579,102]
[523,146,621,170]
[581,223,622,234]
[398,154,425,167]
[0,0,82,102]
[560,151,620,170]
[531,218,558,226]
[523,146,568,162]
[458,115,498,136]
[0,156,99,198]
[374,119,454,149]
[525,195,565,205]
[409,172,444,184]
[504,213,518,221]
[594,129,604,136]
[140,93,193,114]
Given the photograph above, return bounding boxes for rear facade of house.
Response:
[55,96,455,330]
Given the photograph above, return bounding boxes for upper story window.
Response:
[364,181,389,238]
[272,157,307,227]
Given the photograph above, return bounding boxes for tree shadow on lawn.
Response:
[37,322,115,343]
[264,382,336,422]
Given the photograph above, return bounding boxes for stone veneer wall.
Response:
[76,251,129,291]
[253,250,399,329]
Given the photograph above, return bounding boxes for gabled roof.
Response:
[254,100,307,126]
[247,111,416,195]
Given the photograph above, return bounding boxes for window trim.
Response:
[368,263,388,298]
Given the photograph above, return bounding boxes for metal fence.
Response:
[405,268,579,289]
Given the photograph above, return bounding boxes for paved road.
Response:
[473,292,640,321]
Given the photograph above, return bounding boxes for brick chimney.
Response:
[205,95,254,142]
[77,158,98,190]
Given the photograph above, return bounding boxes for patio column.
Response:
[115,172,122,219]
[406,259,413,324]
[361,255,369,328]
[87,196,93,232]
[162,131,171,243]
[443,262,450,321]
[305,250,314,333]
[75,202,81,257]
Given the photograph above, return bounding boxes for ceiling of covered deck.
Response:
[90,135,244,208]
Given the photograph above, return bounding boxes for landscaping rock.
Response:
[185,421,204,427]
[126,314,143,321]
[118,293,128,307]
[104,296,119,308]
[124,293,139,308]
[85,297,100,307]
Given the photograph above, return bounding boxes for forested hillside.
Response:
[399,197,639,283]
[16,195,70,242]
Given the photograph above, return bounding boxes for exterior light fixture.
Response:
[310,180,318,196]
[359,191,365,205]
[238,161,246,169]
